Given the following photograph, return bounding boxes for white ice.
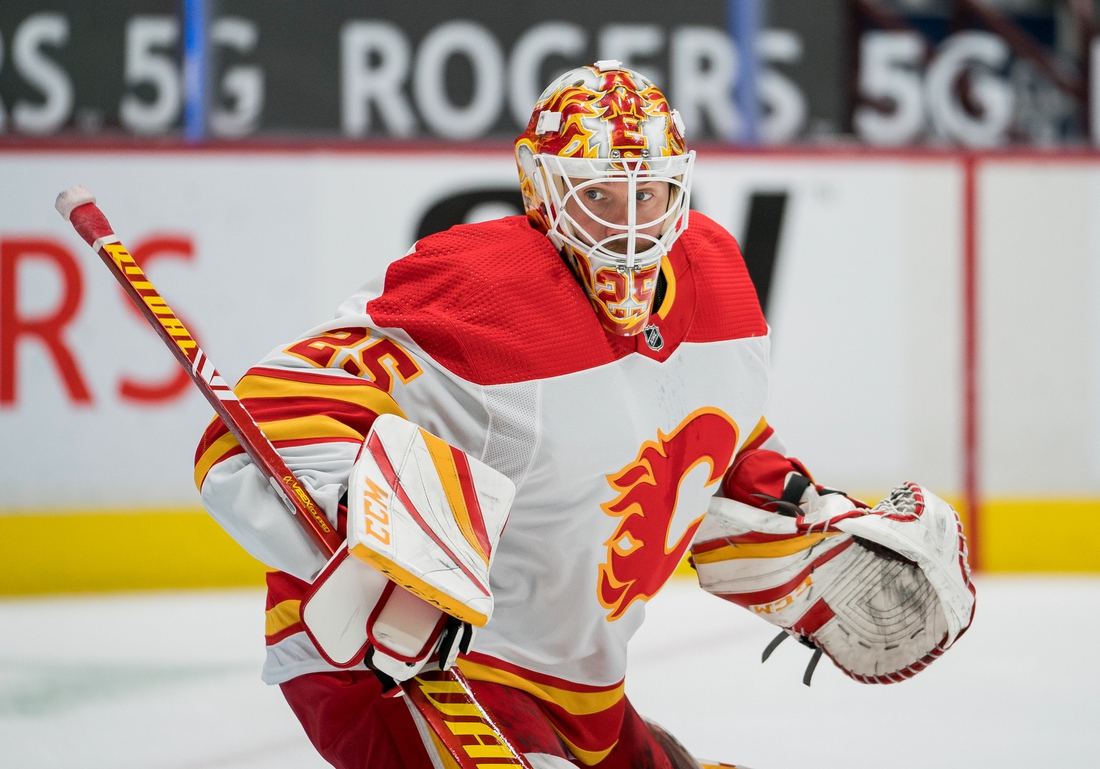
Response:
[1,575,1096,768]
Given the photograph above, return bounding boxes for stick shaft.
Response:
[64,199,531,769]
[103,238,341,555]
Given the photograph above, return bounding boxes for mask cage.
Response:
[532,153,695,275]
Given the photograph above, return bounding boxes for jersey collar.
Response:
[623,239,695,362]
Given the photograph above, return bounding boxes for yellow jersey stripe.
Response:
[257,414,366,443]
[692,531,840,564]
[194,430,242,490]
[655,255,677,320]
[236,372,406,417]
[741,416,769,451]
[559,734,616,766]
[455,658,625,716]
[195,371,408,490]
[194,415,363,491]
[418,428,489,567]
[265,599,301,636]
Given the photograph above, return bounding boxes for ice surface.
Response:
[630,575,1100,769]
[1,576,1096,768]
[0,591,327,769]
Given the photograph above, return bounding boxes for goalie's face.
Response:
[560,178,671,335]
[533,156,690,336]
[514,62,693,336]
[564,179,671,253]
[553,165,685,336]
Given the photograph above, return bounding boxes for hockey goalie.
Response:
[195,62,974,769]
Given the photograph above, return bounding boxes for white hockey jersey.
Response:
[195,212,772,764]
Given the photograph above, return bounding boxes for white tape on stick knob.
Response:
[54,186,96,221]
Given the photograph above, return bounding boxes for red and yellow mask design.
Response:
[514,62,695,336]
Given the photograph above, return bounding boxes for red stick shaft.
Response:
[59,190,532,769]
[66,201,342,557]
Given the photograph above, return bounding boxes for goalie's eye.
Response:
[582,187,654,203]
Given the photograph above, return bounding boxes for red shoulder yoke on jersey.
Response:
[366,214,767,385]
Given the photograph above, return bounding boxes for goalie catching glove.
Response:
[300,414,515,683]
[692,451,975,684]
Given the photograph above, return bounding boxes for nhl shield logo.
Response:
[643,324,664,351]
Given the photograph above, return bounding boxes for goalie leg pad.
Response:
[644,718,705,769]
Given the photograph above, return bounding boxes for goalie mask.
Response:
[515,61,695,336]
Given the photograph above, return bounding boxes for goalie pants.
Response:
[280,670,676,769]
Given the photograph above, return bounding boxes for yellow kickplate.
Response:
[0,508,267,595]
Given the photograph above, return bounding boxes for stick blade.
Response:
[55,186,96,221]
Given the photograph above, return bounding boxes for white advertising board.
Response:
[693,156,963,493]
[1,148,1094,513]
[978,162,1100,495]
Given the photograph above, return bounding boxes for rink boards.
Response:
[1,146,1098,591]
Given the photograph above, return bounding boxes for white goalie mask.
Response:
[515,62,695,336]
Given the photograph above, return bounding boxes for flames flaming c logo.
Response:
[598,408,739,620]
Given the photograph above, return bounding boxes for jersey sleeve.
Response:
[737,415,787,457]
[723,416,867,510]
[194,322,408,581]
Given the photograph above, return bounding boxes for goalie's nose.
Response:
[575,204,632,248]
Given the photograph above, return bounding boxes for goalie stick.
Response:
[55,186,532,769]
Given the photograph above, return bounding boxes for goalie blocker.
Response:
[692,449,975,685]
[301,414,515,683]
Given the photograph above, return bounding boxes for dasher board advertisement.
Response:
[1,147,972,511]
